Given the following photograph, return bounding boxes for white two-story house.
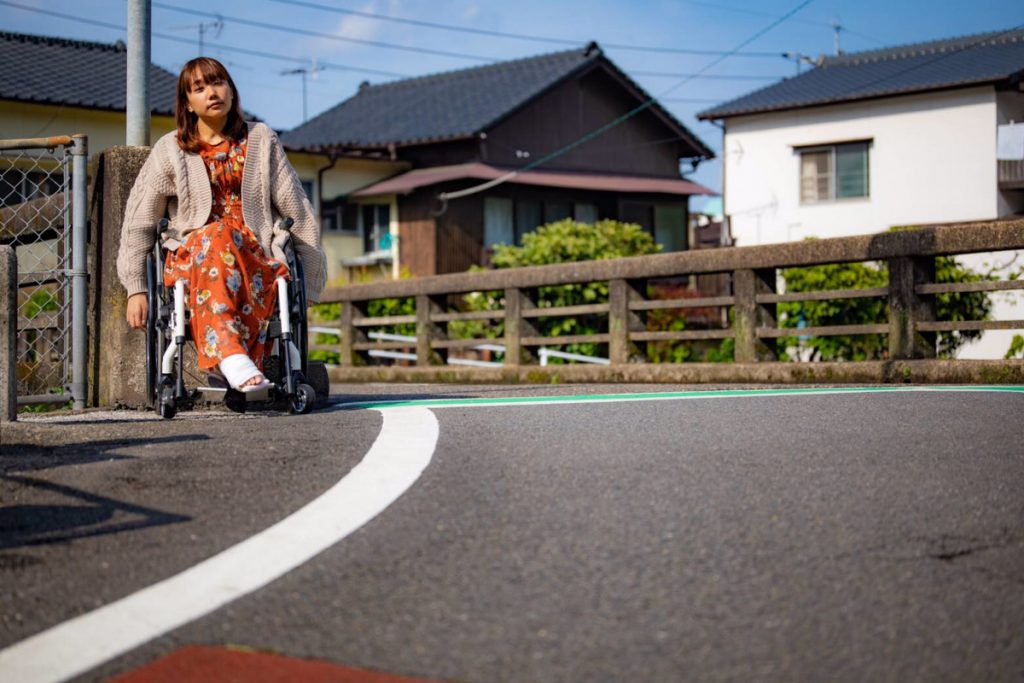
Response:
[698,28,1024,358]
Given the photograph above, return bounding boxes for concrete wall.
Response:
[723,87,999,245]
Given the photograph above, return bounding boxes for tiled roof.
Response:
[698,27,1024,120]
[281,44,712,157]
[0,31,178,115]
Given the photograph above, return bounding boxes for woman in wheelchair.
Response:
[117,57,325,399]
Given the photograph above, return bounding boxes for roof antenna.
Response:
[832,21,843,56]
[281,58,325,123]
[170,15,223,55]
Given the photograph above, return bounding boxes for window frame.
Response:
[796,140,871,205]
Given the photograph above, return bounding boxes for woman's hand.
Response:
[126,293,148,329]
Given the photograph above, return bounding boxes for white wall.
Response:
[721,86,1024,360]
[723,87,999,246]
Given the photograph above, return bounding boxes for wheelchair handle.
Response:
[282,217,294,231]
[157,218,169,234]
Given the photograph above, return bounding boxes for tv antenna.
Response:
[170,15,224,55]
[281,59,324,123]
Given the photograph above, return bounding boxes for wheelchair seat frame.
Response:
[144,217,318,418]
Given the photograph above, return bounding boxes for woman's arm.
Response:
[267,132,327,302]
[116,143,174,301]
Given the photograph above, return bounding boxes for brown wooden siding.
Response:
[397,189,438,277]
[483,65,685,177]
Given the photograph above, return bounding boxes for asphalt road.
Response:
[1,384,1023,682]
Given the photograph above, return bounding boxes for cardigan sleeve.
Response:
[116,142,175,298]
[268,132,327,302]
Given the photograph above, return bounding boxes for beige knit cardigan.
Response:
[116,122,326,301]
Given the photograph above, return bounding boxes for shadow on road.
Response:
[0,435,209,474]
[0,474,191,551]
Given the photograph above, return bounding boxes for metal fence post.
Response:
[1,246,16,422]
[71,135,88,409]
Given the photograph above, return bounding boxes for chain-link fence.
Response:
[0,135,88,409]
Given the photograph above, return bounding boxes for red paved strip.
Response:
[106,645,446,683]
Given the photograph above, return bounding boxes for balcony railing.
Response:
[999,160,1024,190]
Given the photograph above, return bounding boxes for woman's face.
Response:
[185,69,233,124]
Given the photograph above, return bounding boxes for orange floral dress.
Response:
[163,137,289,372]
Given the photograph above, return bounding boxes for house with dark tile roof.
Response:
[0,30,410,283]
[283,43,716,278]
[696,27,1024,247]
[0,31,180,152]
[697,27,1024,359]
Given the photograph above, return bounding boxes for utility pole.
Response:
[127,0,151,146]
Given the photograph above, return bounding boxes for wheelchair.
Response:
[144,217,323,419]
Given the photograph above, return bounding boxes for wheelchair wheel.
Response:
[291,383,316,415]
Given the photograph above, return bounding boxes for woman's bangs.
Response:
[189,59,229,91]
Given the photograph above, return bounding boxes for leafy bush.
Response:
[778,255,992,361]
[471,219,660,360]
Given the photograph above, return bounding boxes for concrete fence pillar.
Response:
[94,146,153,407]
[504,287,537,366]
[1,245,16,422]
[888,256,936,360]
[733,268,777,363]
[609,278,646,364]
[415,295,446,366]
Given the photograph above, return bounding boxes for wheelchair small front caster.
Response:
[157,386,176,420]
[291,383,315,415]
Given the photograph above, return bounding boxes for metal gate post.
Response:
[71,134,88,409]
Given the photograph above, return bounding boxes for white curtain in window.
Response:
[484,197,514,247]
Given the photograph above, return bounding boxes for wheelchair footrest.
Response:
[196,384,276,403]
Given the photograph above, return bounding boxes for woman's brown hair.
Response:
[175,57,247,153]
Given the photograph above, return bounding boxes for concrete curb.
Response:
[327,360,1024,385]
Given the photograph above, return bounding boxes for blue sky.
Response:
[3,0,1023,201]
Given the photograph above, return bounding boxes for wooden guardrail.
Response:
[316,218,1024,384]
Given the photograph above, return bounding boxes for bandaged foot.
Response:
[219,353,268,391]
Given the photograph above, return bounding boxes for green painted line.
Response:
[336,385,1024,411]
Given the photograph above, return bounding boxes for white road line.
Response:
[0,406,439,683]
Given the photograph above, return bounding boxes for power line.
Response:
[151,2,497,62]
[436,0,816,205]
[153,3,790,82]
[631,71,779,81]
[263,0,785,59]
[0,1,409,79]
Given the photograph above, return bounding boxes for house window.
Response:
[361,204,390,253]
[300,179,315,203]
[544,202,572,223]
[484,197,514,247]
[574,203,599,224]
[515,200,542,244]
[320,198,358,233]
[799,141,869,203]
